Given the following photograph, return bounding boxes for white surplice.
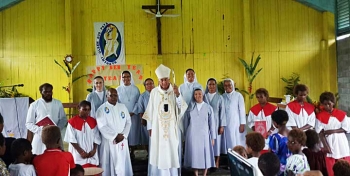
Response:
[64,116,101,166]
[143,85,187,175]
[25,98,67,155]
[96,102,133,176]
[285,101,316,130]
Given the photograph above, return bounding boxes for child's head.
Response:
[305,129,319,149]
[320,91,336,112]
[333,159,350,176]
[233,145,247,159]
[271,110,289,128]
[11,138,32,163]
[0,113,3,132]
[41,125,61,149]
[70,164,84,176]
[287,129,306,154]
[0,133,5,156]
[78,100,91,118]
[255,88,269,104]
[293,84,308,102]
[245,132,265,154]
[258,152,280,176]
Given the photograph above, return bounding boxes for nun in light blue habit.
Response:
[178,68,203,106]
[86,76,108,118]
[183,88,216,176]
[221,78,246,152]
[116,71,141,151]
[204,78,227,168]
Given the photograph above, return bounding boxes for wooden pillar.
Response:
[322,12,337,92]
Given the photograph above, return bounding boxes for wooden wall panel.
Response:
[0,0,337,109]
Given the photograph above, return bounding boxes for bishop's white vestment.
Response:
[143,85,187,176]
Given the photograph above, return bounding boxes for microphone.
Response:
[17,84,24,87]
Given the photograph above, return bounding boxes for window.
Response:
[337,0,350,36]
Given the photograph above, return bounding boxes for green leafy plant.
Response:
[238,52,263,100]
[281,72,319,104]
[54,59,88,102]
[281,72,300,97]
[0,80,28,98]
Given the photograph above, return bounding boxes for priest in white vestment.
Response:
[25,83,67,155]
[96,88,133,176]
[143,64,188,176]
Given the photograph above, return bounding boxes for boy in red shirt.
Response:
[33,125,75,176]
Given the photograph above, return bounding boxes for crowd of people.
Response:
[0,64,349,176]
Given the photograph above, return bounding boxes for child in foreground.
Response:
[8,138,36,176]
[302,129,328,176]
[268,110,291,175]
[246,132,265,176]
[233,145,248,159]
[0,133,9,176]
[285,129,310,175]
[33,125,75,176]
[258,152,280,176]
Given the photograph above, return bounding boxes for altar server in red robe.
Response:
[247,88,277,153]
[285,84,315,131]
[315,92,350,176]
[64,100,101,168]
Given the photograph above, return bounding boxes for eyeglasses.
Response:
[122,76,131,78]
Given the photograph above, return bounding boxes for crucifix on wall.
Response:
[142,0,179,55]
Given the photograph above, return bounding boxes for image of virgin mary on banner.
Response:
[94,22,125,65]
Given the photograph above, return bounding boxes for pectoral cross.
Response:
[121,143,124,150]
[142,0,175,55]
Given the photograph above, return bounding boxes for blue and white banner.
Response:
[94,22,125,65]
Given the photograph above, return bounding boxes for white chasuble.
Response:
[143,85,187,170]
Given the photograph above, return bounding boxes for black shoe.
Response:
[209,167,218,173]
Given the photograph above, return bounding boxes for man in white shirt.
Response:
[25,83,67,155]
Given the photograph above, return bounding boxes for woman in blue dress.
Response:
[184,88,216,176]
[86,76,107,118]
[204,78,227,169]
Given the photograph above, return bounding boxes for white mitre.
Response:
[155,64,171,79]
